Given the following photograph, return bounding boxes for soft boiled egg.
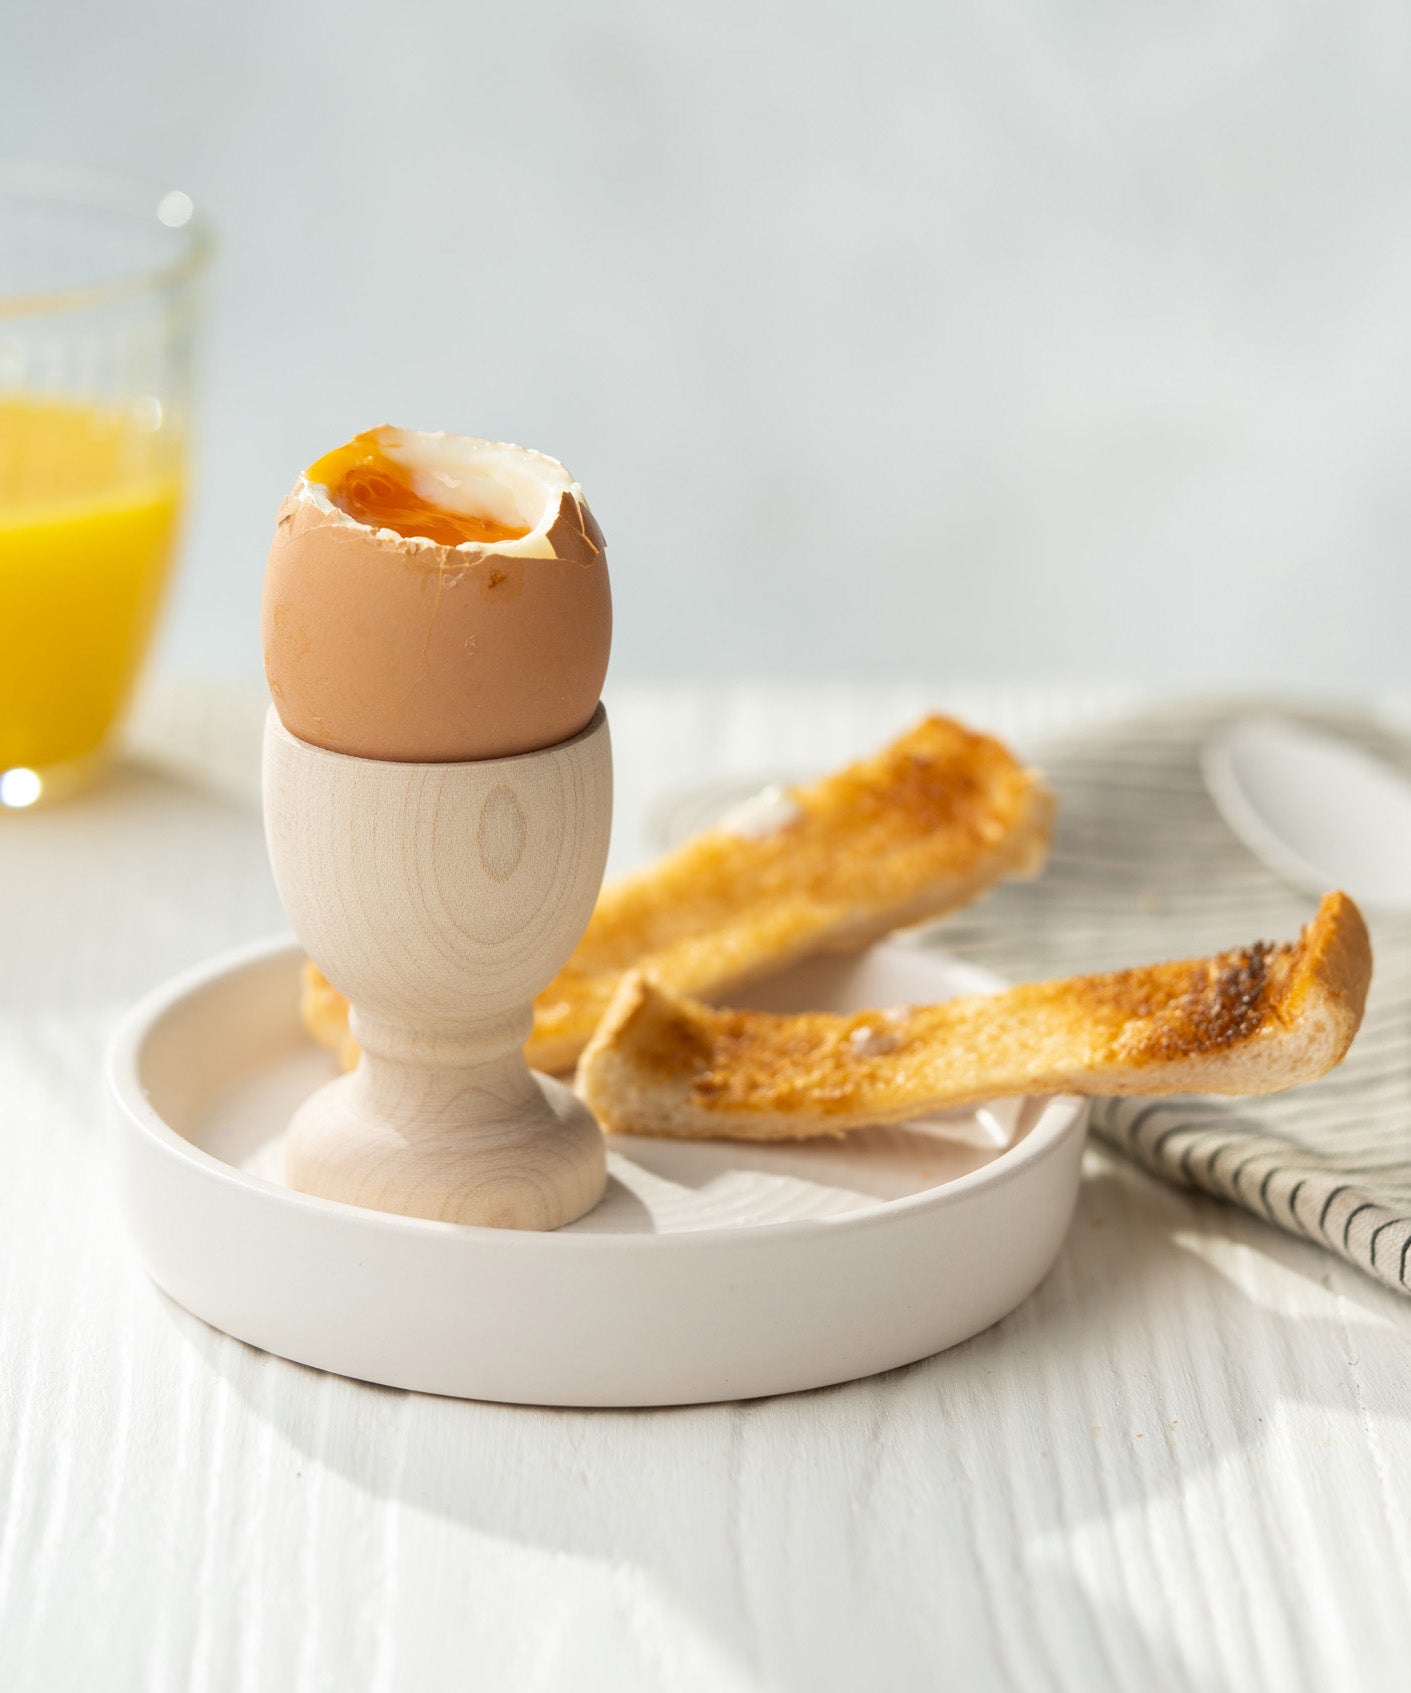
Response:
[261,426,611,762]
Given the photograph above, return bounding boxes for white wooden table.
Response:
[3,681,1408,1693]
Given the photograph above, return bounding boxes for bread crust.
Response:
[301,714,1055,1074]
[575,893,1373,1141]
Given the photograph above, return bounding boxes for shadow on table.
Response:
[169,1147,1408,1692]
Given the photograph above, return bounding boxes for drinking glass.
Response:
[0,164,211,808]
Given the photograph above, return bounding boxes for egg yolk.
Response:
[306,431,532,547]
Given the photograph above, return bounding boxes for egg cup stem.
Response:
[262,706,612,1229]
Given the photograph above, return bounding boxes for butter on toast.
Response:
[575,893,1372,1141]
[301,714,1055,1074]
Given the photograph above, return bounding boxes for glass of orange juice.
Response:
[0,165,211,808]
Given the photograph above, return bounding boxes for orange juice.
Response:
[0,396,183,791]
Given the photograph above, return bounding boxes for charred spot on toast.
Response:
[1116,940,1294,1063]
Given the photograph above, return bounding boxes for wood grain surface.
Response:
[3,681,1409,1693]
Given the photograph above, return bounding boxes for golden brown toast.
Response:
[575,892,1372,1141]
[302,714,1055,1074]
[303,964,362,1072]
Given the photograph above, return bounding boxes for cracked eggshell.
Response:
[261,468,611,763]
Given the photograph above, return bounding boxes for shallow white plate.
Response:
[107,938,1088,1406]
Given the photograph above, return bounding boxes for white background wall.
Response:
[8,0,1410,687]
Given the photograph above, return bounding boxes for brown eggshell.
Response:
[262,486,612,762]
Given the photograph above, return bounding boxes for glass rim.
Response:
[0,161,214,320]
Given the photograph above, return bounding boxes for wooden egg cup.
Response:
[262,705,612,1231]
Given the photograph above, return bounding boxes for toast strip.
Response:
[303,714,1055,1074]
[575,893,1372,1141]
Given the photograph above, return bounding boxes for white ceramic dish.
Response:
[107,938,1088,1407]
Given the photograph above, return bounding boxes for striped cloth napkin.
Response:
[930,703,1411,1298]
